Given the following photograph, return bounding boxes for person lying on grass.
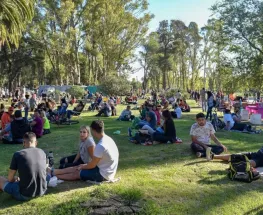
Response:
[190,113,227,159]
[48,120,119,182]
[0,132,50,201]
[59,126,95,169]
[206,146,263,167]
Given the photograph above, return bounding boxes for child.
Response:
[171,103,182,119]
[59,126,95,169]
[40,111,51,135]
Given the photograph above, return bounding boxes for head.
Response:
[0,103,5,110]
[147,104,153,111]
[153,105,157,111]
[90,120,104,139]
[25,95,30,99]
[174,103,178,108]
[157,104,162,110]
[207,91,212,98]
[196,113,206,126]
[34,109,41,117]
[14,110,22,119]
[8,107,14,115]
[127,105,131,111]
[146,112,154,122]
[80,125,91,141]
[23,132,37,148]
[162,110,172,120]
[225,109,231,114]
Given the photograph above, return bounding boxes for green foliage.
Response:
[65,86,85,98]
[100,76,131,96]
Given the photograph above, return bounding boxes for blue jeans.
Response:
[206,107,213,121]
[3,175,51,201]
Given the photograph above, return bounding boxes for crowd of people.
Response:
[0,88,262,203]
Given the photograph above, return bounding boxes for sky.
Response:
[131,0,218,81]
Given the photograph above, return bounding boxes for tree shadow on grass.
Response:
[244,205,263,215]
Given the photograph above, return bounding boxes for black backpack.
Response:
[228,154,260,183]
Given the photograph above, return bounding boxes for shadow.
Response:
[244,205,263,215]
[184,160,227,166]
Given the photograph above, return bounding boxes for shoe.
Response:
[206,147,212,161]
[128,127,132,137]
[196,152,202,158]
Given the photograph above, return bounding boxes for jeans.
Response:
[66,110,74,119]
[201,100,206,112]
[59,154,83,169]
[206,107,213,121]
[191,142,224,157]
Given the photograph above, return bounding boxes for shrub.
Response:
[66,86,85,98]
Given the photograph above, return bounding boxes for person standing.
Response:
[200,88,206,112]
[206,91,214,121]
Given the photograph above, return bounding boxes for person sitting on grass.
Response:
[66,101,85,120]
[171,103,182,119]
[95,102,112,117]
[0,132,49,201]
[40,111,51,135]
[48,120,119,182]
[150,110,182,144]
[59,126,95,169]
[206,146,263,167]
[179,99,191,112]
[1,110,31,144]
[1,107,14,130]
[139,103,147,120]
[117,105,134,121]
[223,109,250,132]
[30,109,43,138]
[190,113,227,159]
[153,105,161,125]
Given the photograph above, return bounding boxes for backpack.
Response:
[228,154,260,183]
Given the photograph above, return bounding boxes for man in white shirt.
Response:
[224,109,248,131]
[50,120,119,182]
[190,113,227,160]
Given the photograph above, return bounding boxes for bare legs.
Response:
[213,154,256,167]
[51,167,81,181]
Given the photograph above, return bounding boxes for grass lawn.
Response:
[1,100,263,215]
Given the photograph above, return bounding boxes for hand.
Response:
[77,164,87,171]
[221,144,227,152]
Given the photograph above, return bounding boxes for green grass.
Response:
[1,101,263,215]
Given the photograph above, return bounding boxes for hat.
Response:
[8,107,14,112]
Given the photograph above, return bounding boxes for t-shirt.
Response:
[94,135,119,180]
[10,147,47,197]
[207,96,214,108]
[175,107,182,119]
[120,110,132,118]
[32,117,43,137]
[176,92,182,99]
[1,112,10,130]
[224,113,235,129]
[200,89,206,100]
[190,122,215,144]
[79,137,96,164]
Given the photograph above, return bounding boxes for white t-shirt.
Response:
[224,113,235,129]
[94,135,119,180]
[176,92,182,99]
[190,122,215,144]
[175,107,182,119]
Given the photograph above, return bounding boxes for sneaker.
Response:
[206,147,212,161]
[128,127,132,137]
[196,152,202,158]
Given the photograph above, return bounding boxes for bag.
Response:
[228,154,260,183]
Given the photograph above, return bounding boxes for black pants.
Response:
[171,111,177,118]
[191,142,224,157]
[152,132,175,143]
[231,123,248,131]
[2,138,22,144]
[206,107,212,121]
[59,154,83,169]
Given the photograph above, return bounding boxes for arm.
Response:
[7,169,17,182]
[87,146,95,159]
[191,135,208,149]
[211,133,227,151]
[42,117,46,126]
[30,120,36,126]
[78,156,101,170]
[73,152,81,163]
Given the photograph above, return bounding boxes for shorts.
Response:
[80,166,105,182]
[244,152,263,167]
[3,182,31,201]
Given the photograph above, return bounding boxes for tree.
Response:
[100,76,131,96]
[0,0,35,47]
